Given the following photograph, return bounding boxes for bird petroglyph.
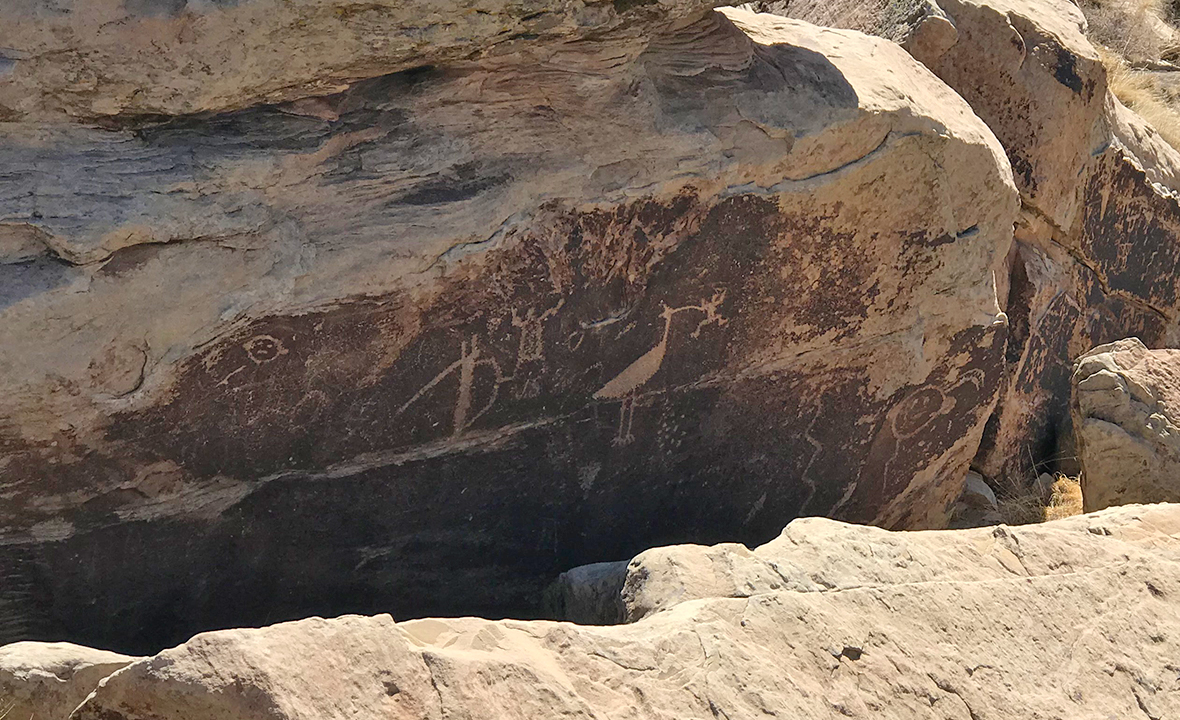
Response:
[595,290,728,445]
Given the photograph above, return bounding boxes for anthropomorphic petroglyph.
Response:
[594,291,727,445]
[394,336,507,437]
[512,300,564,369]
[244,335,286,365]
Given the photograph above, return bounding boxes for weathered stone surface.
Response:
[0,0,720,121]
[620,499,1180,621]
[1073,338,1180,511]
[0,641,136,720]
[0,6,1016,652]
[67,505,1180,720]
[780,0,1180,489]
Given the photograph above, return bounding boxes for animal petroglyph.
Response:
[394,336,507,438]
[594,291,727,446]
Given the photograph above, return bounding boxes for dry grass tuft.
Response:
[1082,0,1173,61]
[1099,46,1180,147]
[1080,0,1180,151]
[1043,475,1085,521]
[997,474,1083,525]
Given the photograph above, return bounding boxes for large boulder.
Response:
[68,504,1180,720]
[0,641,136,720]
[1073,338,1180,511]
[780,0,1180,489]
[0,4,1017,651]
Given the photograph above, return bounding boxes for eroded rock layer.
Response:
[0,5,1016,651]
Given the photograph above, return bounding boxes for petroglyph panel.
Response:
[1,181,1007,652]
[0,7,1017,653]
[978,147,1180,484]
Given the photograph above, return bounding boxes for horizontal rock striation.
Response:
[0,0,720,120]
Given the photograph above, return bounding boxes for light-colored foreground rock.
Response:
[0,5,1016,651]
[782,0,1180,490]
[1073,338,1180,511]
[947,469,1002,528]
[0,641,136,720]
[71,505,1180,720]
[620,500,1180,620]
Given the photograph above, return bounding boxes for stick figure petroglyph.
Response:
[594,290,727,446]
[394,336,506,438]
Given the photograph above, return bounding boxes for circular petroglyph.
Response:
[893,386,945,437]
[244,335,287,364]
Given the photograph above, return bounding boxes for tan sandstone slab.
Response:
[0,641,137,720]
[779,0,1180,492]
[0,0,720,120]
[618,500,1180,620]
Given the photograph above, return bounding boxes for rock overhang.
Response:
[0,4,1018,652]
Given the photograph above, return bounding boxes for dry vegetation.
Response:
[1081,0,1180,148]
[996,474,1084,525]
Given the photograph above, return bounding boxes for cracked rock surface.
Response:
[1073,338,1180,511]
[0,1,1017,652]
[51,504,1180,719]
[779,0,1180,491]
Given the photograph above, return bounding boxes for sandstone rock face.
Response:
[0,0,716,120]
[67,505,1180,720]
[947,469,1001,528]
[1073,338,1180,511]
[0,641,136,720]
[781,0,1180,488]
[0,4,1017,652]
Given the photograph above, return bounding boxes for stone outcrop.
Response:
[780,0,1180,489]
[1073,338,1180,511]
[0,2,1017,651]
[947,469,1002,528]
[618,499,1180,621]
[59,504,1180,719]
[0,641,136,720]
